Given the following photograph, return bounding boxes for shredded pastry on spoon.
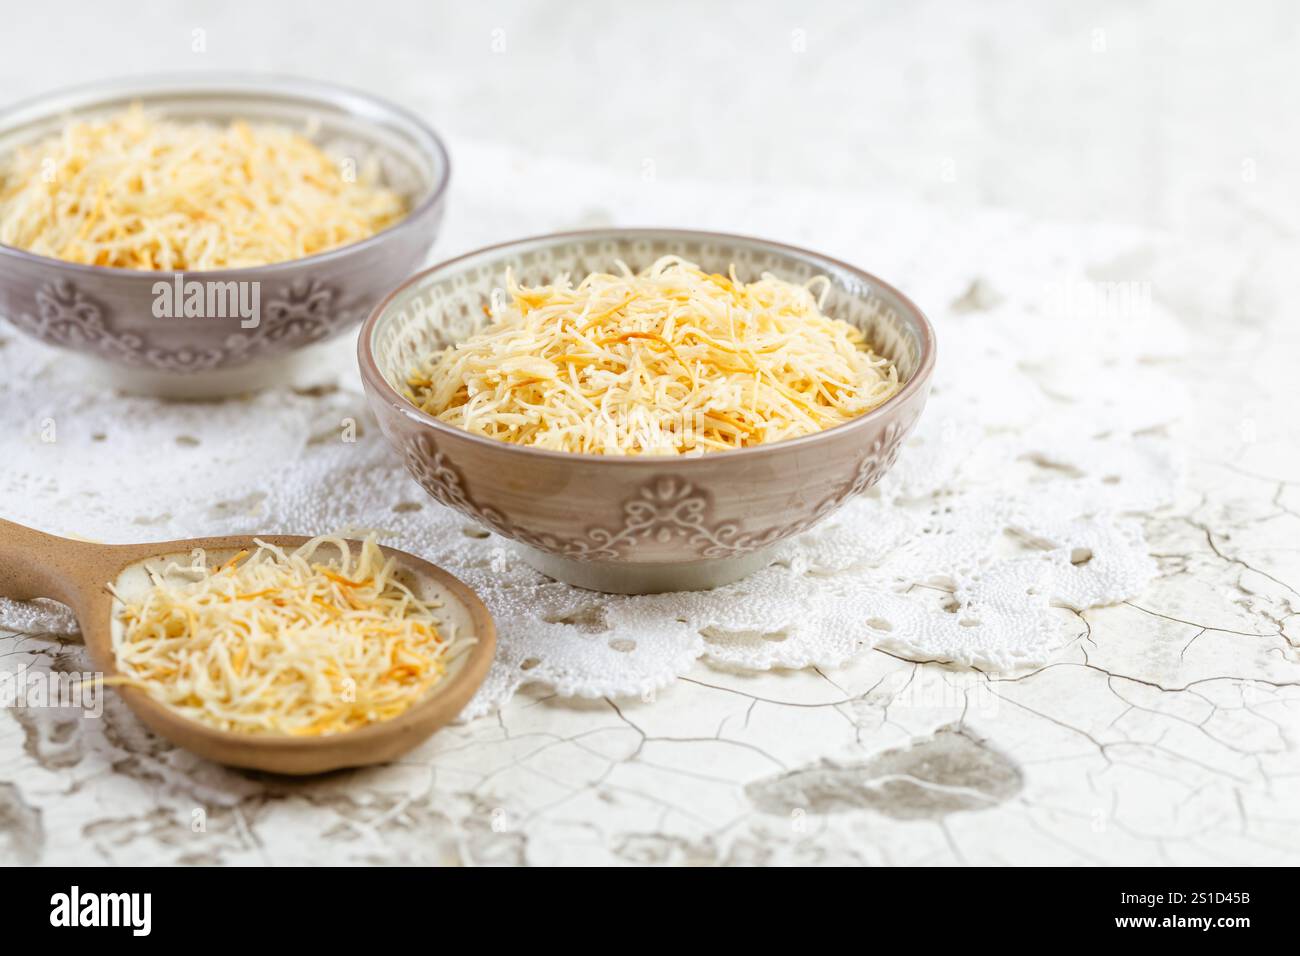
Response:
[108,535,473,736]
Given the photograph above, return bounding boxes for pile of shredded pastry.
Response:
[0,104,406,269]
[406,256,901,455]
[108,535,472,736]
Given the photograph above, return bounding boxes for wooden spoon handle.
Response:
[0,519,106,607]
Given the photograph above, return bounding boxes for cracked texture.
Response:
[1,1,1298,865]
[744,725,1024,819]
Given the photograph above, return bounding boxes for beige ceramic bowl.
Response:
[359,229,936,594]
[0,74,449,398]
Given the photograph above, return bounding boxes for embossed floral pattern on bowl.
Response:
[360,229,935,594]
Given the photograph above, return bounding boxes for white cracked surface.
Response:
[0,0,1298,865]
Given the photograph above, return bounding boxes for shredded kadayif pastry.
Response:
[406,256,901,455]
[0,104,406,269]
[108,535,472,736]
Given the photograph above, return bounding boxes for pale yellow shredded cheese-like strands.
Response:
[406,256,901,455]
[0,104,406,270]
[107,535,473,737]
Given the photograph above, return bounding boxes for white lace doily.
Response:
[0,142,1185,718]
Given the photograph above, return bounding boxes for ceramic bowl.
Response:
[0,74,449,397]
[359,229,936,594]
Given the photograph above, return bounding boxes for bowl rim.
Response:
[0,72,451,279]
[358,227,937,466]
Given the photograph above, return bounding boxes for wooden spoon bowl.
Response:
[0,519,495,774]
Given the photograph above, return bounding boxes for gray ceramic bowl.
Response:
[0,74,449,397]
[359,229,935,594]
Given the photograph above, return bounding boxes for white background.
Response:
[5,0,1296,242]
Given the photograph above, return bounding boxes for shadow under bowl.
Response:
[359,228,936,594]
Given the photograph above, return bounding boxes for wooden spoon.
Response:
[0,519,495,775]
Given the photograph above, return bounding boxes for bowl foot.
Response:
[514,543,774,594]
